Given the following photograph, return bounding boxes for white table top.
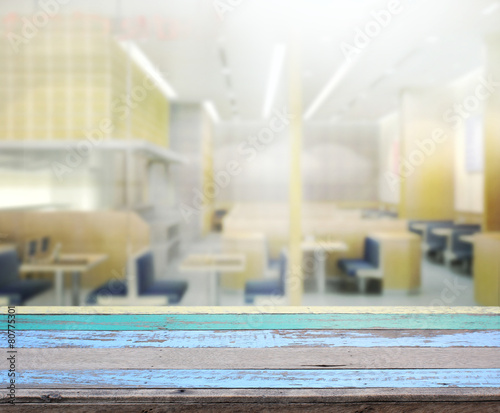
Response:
[96,296,169,306]
[431,228,453,237]
[20,253,108,273]
[179,253,246,273]
[459,235,475,244]
[411,223,427,232]
[301,240,348,252]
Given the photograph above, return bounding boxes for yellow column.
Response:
[201,112,215,235]
[288,27,303,306]
[484,34,500,232]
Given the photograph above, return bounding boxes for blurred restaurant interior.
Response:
[0,0,499,307]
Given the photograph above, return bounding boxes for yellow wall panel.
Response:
[484,35,500,231]
[0,16,169,147]
[400,88,455,220]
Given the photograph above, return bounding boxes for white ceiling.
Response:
[1,0,499,123]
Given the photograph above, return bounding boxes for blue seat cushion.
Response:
[450,228,478,259]
[454,251,473,260]
[268,258,281,271]
[137,253,156,294]
[245,279,282,295]
[0,279,51,303]
[0,249,21,288]
[86,280,128,304]
[427,241,447,252]
[363,238,380,267]
[245,279,283,304]
[338,259,377,277]
[245,250,287,304]
[142,280,188,304]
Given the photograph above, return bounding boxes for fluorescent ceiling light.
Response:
[203,101,220,124]
[262,44,287,118]
[120,41,177,100]
[304,59,353,121]
[482,2,500,14]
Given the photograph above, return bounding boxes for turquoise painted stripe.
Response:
[4,329,500,349]
[17,369,500,389]
[9,313,500,330]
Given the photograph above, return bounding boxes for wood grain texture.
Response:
[14,368,500,389]
[6,387,500,403]
[7,329,500,349]
[13,313,500,330]
[5,348,500,370]
[1,402,499,412]
[2,307,499,410]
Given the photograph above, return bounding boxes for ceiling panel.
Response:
[1,0,499,123]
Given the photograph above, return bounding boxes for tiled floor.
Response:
[25,233,478,307]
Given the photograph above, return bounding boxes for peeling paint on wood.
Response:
[12,313,500,330]
[4,329,500,349]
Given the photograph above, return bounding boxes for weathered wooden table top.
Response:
[1,306,499,412]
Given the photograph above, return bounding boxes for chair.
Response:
[245,249,287,304]
[425,223,480,263]
[0,248,52,305]
[87,250,188,305]
[86,279,127,305]
[136,252,188,304]
[422,221,456,262]
[445,225,481,272]
[408,220,453,237]
[338,237,382,294]
[24,239,38,262]
[40,237,51,256]
[338,237,380,276]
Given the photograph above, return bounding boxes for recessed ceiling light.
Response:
[203,101,220,124]
[119,42,177,100]
[304,59,354,120]
[482,2,500,14]
[262,44,287,119]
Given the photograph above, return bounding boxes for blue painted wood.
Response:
[14,313,500,330]
[17,369,500,389]
[5,329,500,349]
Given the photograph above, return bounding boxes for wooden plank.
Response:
[12,313,500,330]
[2,401,500,412]
[5,306,500,314]
[9,387,500,403]
[14,369,500,389]
[5,348,500,370]
[8,329,500,349]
